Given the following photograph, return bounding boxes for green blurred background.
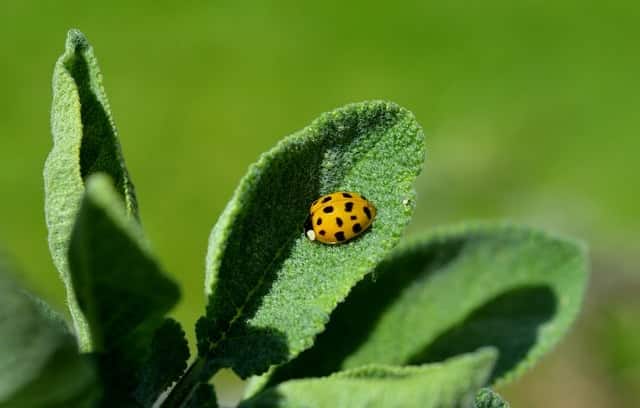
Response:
[1,0,638,406]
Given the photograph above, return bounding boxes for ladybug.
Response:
[304,192,377,244]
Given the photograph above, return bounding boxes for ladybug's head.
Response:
[303,214,315,241]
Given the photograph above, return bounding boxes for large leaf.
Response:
[45,29,137,350]
[240,349,496,408]
[255,223,588,393]
[0,265,100,407]
[68,174,180,402]
[200,101,425,377]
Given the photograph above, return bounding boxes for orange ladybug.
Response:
[304,192,376,244]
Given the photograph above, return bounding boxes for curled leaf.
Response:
[240,349,496,408]
[45,29,137,350]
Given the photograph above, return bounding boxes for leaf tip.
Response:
[65,28,90,52]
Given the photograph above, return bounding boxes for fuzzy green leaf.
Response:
[0,267,100,407]
[201,101,425,377]
[45,29,137,351]
[240,349,496,408]
[68,174,179,402]
[474,388,510,408]
[256,223,587,393]
[69,174,178,351]
[134,319,190,407]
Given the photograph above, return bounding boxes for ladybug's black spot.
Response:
[353,223,362,233]
[350,215,357,220]
[322,196,332,203]
[336,217,343,227]
[316,217,323,226]
[335,231,346,242]
[323,206,334,214]
[363,206,372,219]
[319,230,326,236]
[342,192,353,198]
[312,200,319,206]
[344,202,354,212]
[361,195,368,201]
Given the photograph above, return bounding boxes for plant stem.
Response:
[161,357,206,407]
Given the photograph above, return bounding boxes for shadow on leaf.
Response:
[263,230,561,389]
[264,237,467,386]
[64,43,129,202]
[408,285,557,382]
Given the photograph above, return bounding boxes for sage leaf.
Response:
[201,101,425,377]
[68,174,179,402]
[134,319,190,407]
[69,174,177,350]
[45,29,137,350]
[474,388,510,408]
[239,349,496,408]
[0,267,99,407]
[258,223,588,391]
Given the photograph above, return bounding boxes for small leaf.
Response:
[258,223,588,392]
[134,319,190,407]
[474,388,510,408]
[45,29,137,350]
[201,101,425,377]
[69,174,178,350]
[0,265,100,407]
[240,349,496,408]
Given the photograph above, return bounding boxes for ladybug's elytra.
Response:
[304,192,376,244]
